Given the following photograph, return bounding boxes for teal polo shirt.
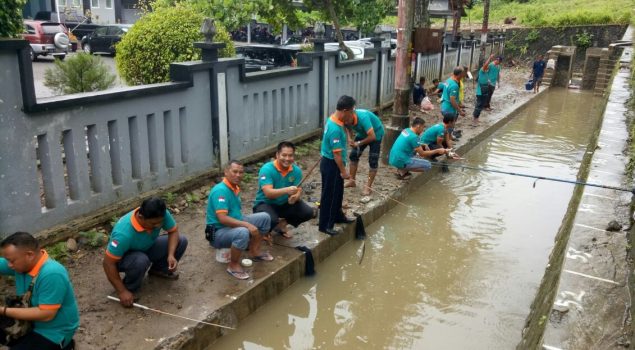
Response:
[389,128,421,169]
[420,123,446,145]
[106,208,177,260]
[321,115,348,164]
[440,78,460,114]
[352,109,385,141]
[254,160,302,207]
[206,178,243,229]
[0,251,79,346]
[488,62,500,84]
[476,68,490,96]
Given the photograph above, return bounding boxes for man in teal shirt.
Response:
[441,67,465,140]
[253,141,314,238]
[0,232,79,350]
[485,56,502,110]
[389,117,448,179]
[344,109,385,196]
[472,54,495,124]
[103,197,188,307]
[319,95,356,236]
[420,114,457,160]
[207,160,273,280]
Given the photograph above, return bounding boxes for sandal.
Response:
[226,268,249,280]
[250,252,274,262]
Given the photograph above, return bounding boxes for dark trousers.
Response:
[9,331,74,350]
[319,157,346,232]
[473,90,488,119]
[485,84,496,108]
[117,235,188,292]
[253,200,314,232]
[427,141,449,160]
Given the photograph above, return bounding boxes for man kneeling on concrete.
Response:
[253,141,314,239]
[0,232,79,350]
[388,117,448,179]
[420,114,457,160]
[206,160,274,280]
[103,197,188,307]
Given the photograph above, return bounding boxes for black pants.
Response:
[319,157,346,232]
[9,331,74,350]
[485,84,496,108]
[253,200,314,232]
[473,85,489,119]
[349,137,381,170]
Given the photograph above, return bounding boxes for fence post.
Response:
[371,37,384,109]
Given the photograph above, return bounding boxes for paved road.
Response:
[32,52,126,98]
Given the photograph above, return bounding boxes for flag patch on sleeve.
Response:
[110,240,118,248]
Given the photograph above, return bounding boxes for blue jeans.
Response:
[211,212,271,250]
[117,234,188,292]
[404,157,432,171]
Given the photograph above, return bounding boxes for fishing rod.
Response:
[298,157,321,187]
[429,161,635,194]
[354,179,410,208]
[107,296,236,330]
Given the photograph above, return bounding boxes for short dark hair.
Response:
[277,141,295,153]
[411,117,425,127]
[1,232,39,250]
[453,66,463,76]
[432,78,439,84]
[419,77,425,83]
[336,95,356,111]
[138,196,167,219]
[443,114,455,124]
[225,160,243,169]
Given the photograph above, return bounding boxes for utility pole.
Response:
[382,0,415,163]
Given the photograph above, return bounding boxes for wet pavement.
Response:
[541,30,634,350]
[210,88,606,349]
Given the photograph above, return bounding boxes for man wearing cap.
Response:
[485,56,502,110]
[103,197,188,307]
[0,232,79,350]
[344,108,385,196]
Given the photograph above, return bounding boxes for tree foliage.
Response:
[0,0,27,38]
[44,53,116,94]
[115,5,235,85]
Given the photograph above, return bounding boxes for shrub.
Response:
[574,30,593,49]
[44,53,116,94]
[0,0,27,38]
[115,5,235,85]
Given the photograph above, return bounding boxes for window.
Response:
[105,0,112,8]
[24,25,36,35]
[71,0,80,7]
[93,27,107,36]
[91,0,99,8]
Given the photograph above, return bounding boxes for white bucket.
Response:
[215,248,230,263]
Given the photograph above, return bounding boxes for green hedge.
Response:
[115,6,235,85]
[0,0,26,38]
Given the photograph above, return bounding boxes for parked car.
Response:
[235,44,301,72]
[33,11,99,47]
[81,24,131,55]
[22,20,70,61]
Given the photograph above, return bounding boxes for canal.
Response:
[210,88,606,350]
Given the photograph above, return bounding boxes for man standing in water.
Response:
[319,95,356,236]
[344,108,385,196]
[531,54,546,93]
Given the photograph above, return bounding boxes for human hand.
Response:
[167,255,178,271]
[118,290,135,307]
[246,223,259,236]
[459,110,466,117]
[288,187,302,204]
[286,186,299,195]
[340,171,350,179]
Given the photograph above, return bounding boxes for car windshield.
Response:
[41,24,65,34]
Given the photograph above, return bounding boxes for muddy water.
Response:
[210,89,604,350]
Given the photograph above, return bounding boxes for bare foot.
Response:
[344,180,356,188]
[361,187,371,196]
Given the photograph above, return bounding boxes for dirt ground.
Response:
[1,65,534,350]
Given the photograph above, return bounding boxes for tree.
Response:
[350,0,394,35]
[115,5,235,85]
[0,0,27,38]
[478,0,490,65]
[44,53,116,94]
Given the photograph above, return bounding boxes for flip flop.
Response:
[226,268,249,280]
[250,252,274,262]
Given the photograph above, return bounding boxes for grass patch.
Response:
[79,230,108,248]
[48,242,70,263]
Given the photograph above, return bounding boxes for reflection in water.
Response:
[210,89,605,350]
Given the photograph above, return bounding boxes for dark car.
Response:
[235,44,300,73]
[22,20,70,61]
[81,24,131,55]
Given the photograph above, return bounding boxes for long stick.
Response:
[106,296,236,330]
[430,162,635,193]
[355,180,410,208]
[298,157,321,187]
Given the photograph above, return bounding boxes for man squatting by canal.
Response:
[253,141,315,239]
[344,107,385,197]
[206,160,274,280]
[0,232,79,350]
[104,197,188,307]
